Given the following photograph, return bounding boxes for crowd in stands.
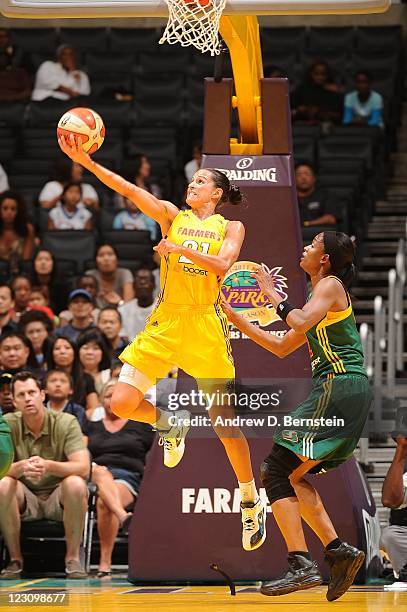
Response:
[0,23,404,580]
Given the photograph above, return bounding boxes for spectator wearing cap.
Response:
[0,372,90,579]
[343,70,384,129]
[0,372,13,415]
[44,370,88,437]
[58,274,100,328]
[56,289,95,343]
[0,284,17,335]
[31,44,90,102]
[0,331,38,377]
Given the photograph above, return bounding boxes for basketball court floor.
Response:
[0,579,405,611]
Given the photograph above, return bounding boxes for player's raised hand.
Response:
[58,133,91,165]
[251,266,276,297]
[153,239,180,256]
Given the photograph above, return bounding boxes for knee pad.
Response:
[260,444,303,505]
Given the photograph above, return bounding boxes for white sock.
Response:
[152,409,173,432]
[239,479,258,504]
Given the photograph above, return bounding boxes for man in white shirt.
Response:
[0,163,9,193]
[119,268,155,341]
[31,44,90,102]
[381,436,407,589]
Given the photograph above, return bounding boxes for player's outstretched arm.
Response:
[154,220,245,276]
[58,134,179,233]
[254,269,338,334]
[221,302,306,358]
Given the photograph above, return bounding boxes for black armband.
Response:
[276,300,295,322]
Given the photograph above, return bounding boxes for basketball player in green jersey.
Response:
[223,231,372,601]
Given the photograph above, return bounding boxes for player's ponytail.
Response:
[206,168,245,207]
[323,231,356,289]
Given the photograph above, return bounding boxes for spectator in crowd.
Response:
[88,380,154,578]
[0,331,37,376]
[48,182,93,231]
[291,60,343,124]
[184,142,202,183]
[264,65,285,78]
[47,335,98,417]
[31,44,90,102]
[59,274,100,327]
[97,306,128,359]
[18,310,53,369]
[343,70,384,128]
[0,371,13,415]
[77,329,111,399]
[0,49,31,101]
[295,162,340,228]
[86,244,134,308]
[10,275,32,320]
[31,249,72,315]
[113,197,158,241]
[57,289,95,343]
[0,162,9,193]
[119,268,156,341]
[0,191,35,273]
[0,372,90,579]
[380,435,407,587]
[114,154,162,209]
[44,369,88,436]
[0,283,16,334]
[39,159,99,211]
[0,28,32,72]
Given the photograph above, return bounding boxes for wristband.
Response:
[276,300,295,322]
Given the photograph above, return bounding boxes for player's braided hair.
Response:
[323,231,356,288]
[206,169,244,207]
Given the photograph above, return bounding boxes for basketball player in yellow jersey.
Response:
[58,134,266,552]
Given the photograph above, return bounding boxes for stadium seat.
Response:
[318,138,373,171]
[92,140,124,169]
[0,102,26,126]
[307,27,355,54]
[21,128,61,159]
[26,101,75,127]
[293,138,315,165]
[108,28,161,52]
[126,138,177,163]
[0,482,97,576]
[31,52,54,71]
[318,158,365,177]
[355,26,402,52]
[108,243,153,262]
[260,27,306,54]
[351,50,399,74]
[88,102,132,128]
[0,260,10,284]
[85,52,136,75]
[90,73,133,99]
[60,28,108,52]
[139,51,190,74]
[292,125,321,140]
[9,159,54,176]
[10,28,58,53]
[42,231,96,273]
[131,98,185,125]
[102,229,152,245]
[0,137,16,163]
[9,174,48,190]
[134,73,185,101]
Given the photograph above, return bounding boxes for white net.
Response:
[159,0,227,56]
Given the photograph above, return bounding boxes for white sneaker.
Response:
[241,497,267,551]
[157,410,191,468]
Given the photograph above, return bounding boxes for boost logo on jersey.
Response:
[222,261,288,327]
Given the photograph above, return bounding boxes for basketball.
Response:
[57,107,105,154]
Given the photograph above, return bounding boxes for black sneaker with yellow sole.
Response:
[261,553,323,596]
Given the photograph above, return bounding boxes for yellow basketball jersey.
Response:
[158,209,229,306]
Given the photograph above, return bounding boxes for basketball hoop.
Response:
[159,0,227,56]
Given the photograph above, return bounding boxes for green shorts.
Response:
[0,429,13,479]
[273,373,372,473]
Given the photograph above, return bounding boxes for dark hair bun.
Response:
[228,184,243,206]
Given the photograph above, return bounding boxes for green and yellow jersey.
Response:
[306,276,367,379]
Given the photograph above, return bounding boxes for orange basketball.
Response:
[57,107,105,155]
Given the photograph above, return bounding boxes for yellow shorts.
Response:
[119,303,235,392]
